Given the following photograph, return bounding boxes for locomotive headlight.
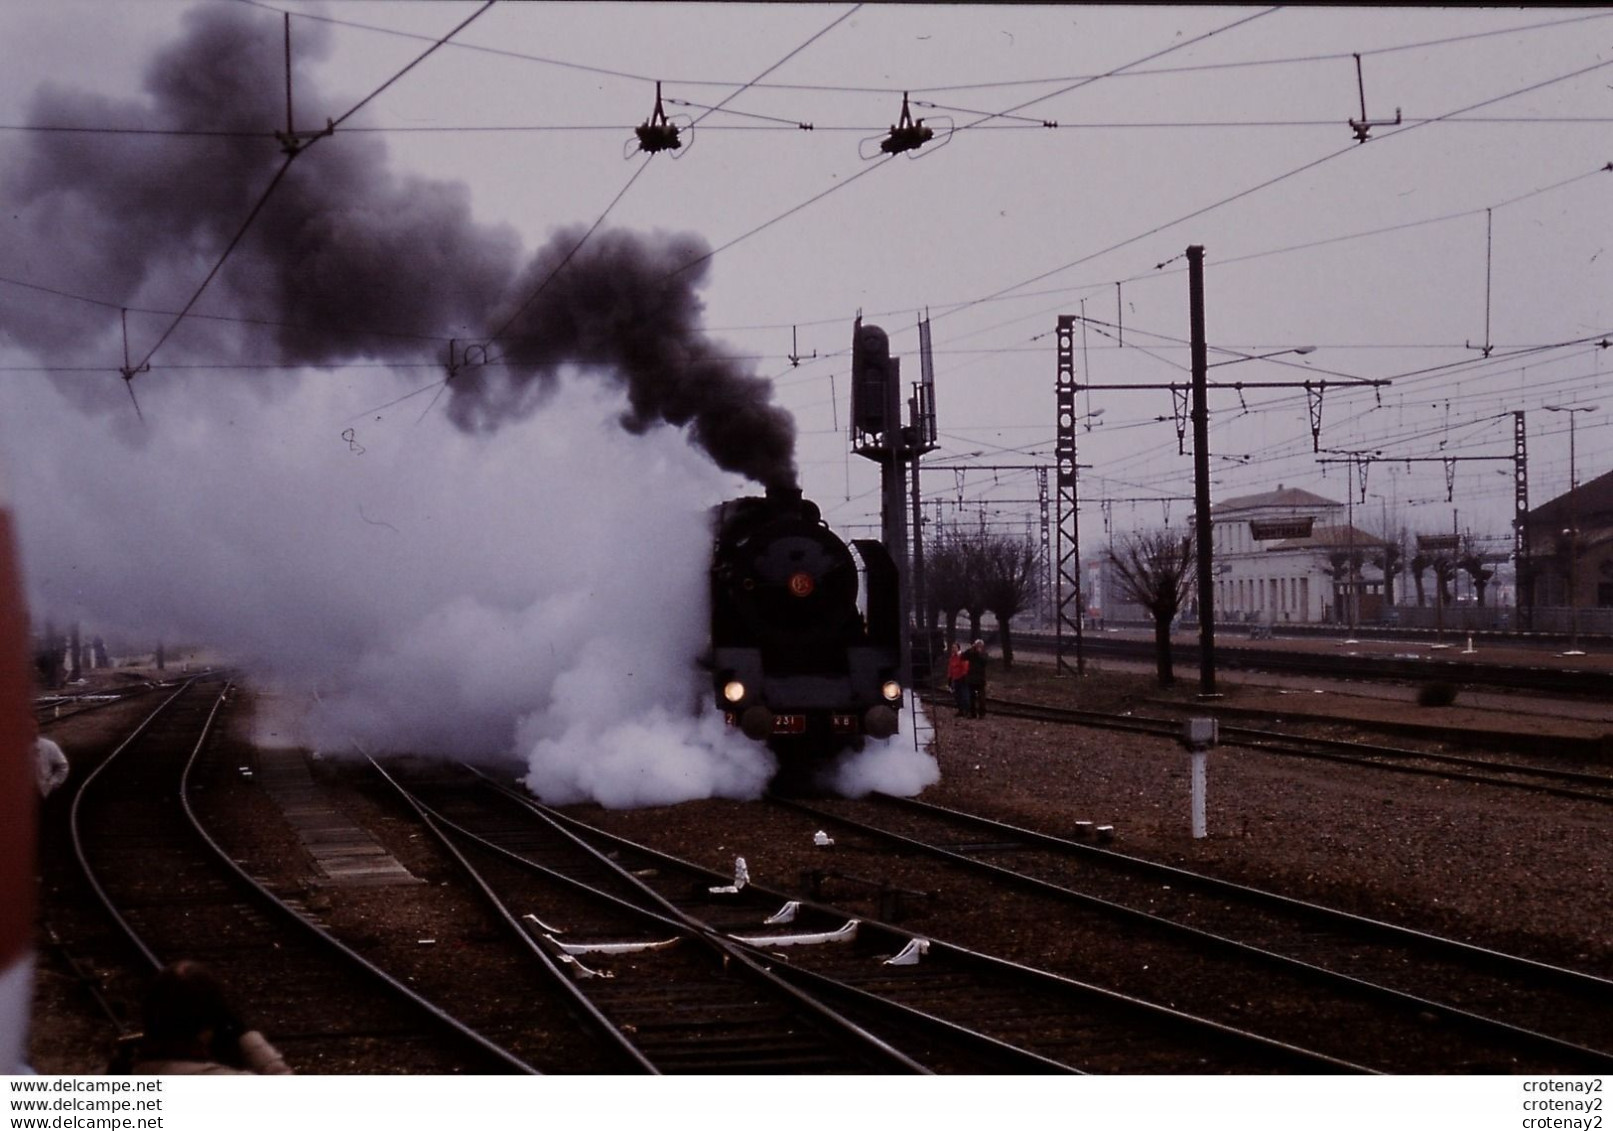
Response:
[722,680,747,704]
[881,680,902,702]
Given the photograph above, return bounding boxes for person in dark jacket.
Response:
[120,961,292,1076]
[965,639,989,718]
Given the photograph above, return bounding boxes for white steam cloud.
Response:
[0,5,937,807]
[820,703,941,799]
[0,370,792,807]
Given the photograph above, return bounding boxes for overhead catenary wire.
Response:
[5,8,1606,549]
[667,6,1281,281]
[124,1,496,378]
[489,1,862,333]
[11,11,1606,378]
[232,1,1613,97]
[927,54,1613,331]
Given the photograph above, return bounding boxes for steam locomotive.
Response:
[708,486,903,757]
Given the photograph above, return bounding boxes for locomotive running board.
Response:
[727,920,860,947]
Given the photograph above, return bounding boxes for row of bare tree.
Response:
[924,530,1040,668]
[923,527,1202,681]
[920,525,1510,686]
[1330,538,1504,608]
[1105,528,1512,685]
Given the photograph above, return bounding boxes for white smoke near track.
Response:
[820,704,941,799]
[0,6,815,808]
[0,370,776,807]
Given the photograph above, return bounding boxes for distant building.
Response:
[1520,465,1613,611]
[1211,485,1386,625]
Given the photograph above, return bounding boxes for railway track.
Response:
[986,696,1613,805]
[371,761,1021,1073]
[1019,633,1613,699]
[63,677,537,1074]
[434,774,1372,1074]
[35,681,163,727]
[775,790,1613,1073]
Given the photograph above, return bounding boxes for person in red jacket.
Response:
[945,642,970,716]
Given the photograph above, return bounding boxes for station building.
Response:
[1211,485,1387,627]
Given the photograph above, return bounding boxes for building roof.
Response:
[1524,465,1613,533]
[1271,523,1387,551]
[1217,485,1341,513]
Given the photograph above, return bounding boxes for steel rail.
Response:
[869,791,1613,998]
[1021,632,1613,697]
[419,765,934,1074]
[778,794,1613,1072]
[35,682,164,727]
[178,728,541,1074]
[426,778,1070,1073]
[987,695,1613,804]
[70,678,539,1074]
[66,679,199,971]
[362,756,655,1073]
[529,795,1369,1073]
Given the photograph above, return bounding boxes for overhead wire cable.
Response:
[488,3,860,341]
[408,5,862,422]
[327,2,499,132]
[702,158,1608,346]
[481,154,655,346]
[127,154,300,372]
[684,3,860,129]
[947,8,1281,132]
[127,1,496,375]
[235,2,1613,98]
[932,52,1613,327]
[669,7,1281,282]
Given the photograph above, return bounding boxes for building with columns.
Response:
[1212,485,1387,626]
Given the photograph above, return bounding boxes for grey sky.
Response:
[2,3,1611,630]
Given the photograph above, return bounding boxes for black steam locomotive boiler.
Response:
[708,485,903,756]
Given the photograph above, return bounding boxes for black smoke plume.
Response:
[0,5,796,488]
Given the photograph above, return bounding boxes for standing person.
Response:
[965,638,989,719]
[33,721,67,799]
[945,642,970,717]
[120,960,292,1075]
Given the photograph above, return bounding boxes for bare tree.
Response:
[927,530,1040,667]
[977,534,1040,669]
[1410,550,1430,607]
[1325,549,1366,623]
[1372,537,1403,608]
[926,533,970,648]
[1457,536,1502,606]
[1432,551,1456,607]
[1107,528,1195,686]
